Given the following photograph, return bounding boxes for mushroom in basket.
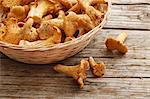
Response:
[19,26,62,48]
[0,18,22,44]
[27,0,62,23]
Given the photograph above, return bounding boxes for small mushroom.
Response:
[0,18,22,44]
[53,59,90,89]
[8,5,30,21]
[20,18,38,41]
[89,57,105,77]
[27,0,62,23]
[105,32,128,54]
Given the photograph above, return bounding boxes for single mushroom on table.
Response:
[105,32,128,54]
[89,57,105,77]
[53,59,90,89]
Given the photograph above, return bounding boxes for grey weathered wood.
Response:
[112,0,150,4]
[104,5,150,30]
[1,57,150,78]
[0,77,150,98]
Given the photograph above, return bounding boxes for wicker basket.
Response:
[0,1,111,64]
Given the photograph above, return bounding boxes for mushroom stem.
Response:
[89,57,105,77]
[89,57,97,67]
[116,33,128,43]
[53,59,90,89]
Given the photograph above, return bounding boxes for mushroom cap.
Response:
[92,63,105,77]
[105,38,128,54]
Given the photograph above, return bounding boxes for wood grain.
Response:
[0,77,150,98]
[104,5,150,30]
[1,1,150,99]
[1,29,150,78]
[1,57,150,78]
[112,0,150,4]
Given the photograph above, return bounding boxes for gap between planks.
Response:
[1,57,150,78]
[111,0,150,4]
[0,78,150,98]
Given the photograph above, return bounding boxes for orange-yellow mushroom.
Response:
[8,5,29,21]
[105,33,128,54]
[89,57,105,77]
[53,59,90,89]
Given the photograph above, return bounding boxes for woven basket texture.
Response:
[0,1,111,64]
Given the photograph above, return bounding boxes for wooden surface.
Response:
[0,0,150,99]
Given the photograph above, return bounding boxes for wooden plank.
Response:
[76,49,150,59]
[0,77,150,98]
[87,29,150,49]
[1,29,150,77]
[111,0,150,4]
[1,57,150,78]
[76,29,150,59]
[104,5,150,30]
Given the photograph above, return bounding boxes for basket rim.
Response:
[0,0,111,52]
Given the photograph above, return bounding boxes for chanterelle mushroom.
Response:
[19,18,39,41]
[69,0,105,26]
[64,11,95,41]
[27,0,62,23]
[53,59,90,89]
[105,33,128,54]
[8,5,29,21]
[38,10,65,40]
[0,18,22,44]
[19,26,62,48]
[89,57,105,77]
[79,0,104,26]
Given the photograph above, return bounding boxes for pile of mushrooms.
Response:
[0,0,108,48]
